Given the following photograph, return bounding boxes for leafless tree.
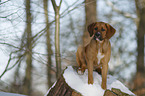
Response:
[133,0,145,95]
[22,0,33,95]
[83,0,97,45]
[43,0,53,88]
[51,0,62,79]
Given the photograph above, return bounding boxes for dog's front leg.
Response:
[101,63,108,89]
[88,60,94,84]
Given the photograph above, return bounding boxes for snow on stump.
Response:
[46,66,135,96]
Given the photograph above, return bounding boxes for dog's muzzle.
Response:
[93,32,103,41]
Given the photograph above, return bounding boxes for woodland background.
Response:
[0,0,144,96]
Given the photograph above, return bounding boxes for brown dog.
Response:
[76,22,116,89]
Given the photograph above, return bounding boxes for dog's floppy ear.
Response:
[105,23,116,39]
[87,22,96,37]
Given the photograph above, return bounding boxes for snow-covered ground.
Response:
[63,66,135,96]
[0,92,26,96]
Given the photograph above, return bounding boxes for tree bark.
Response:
[134,0,145,95]
[136,0,145,74]
[23,0,33,95]
[47,75,82,96]
[43,0,53,88]
[51,0,62,79]
[55,8,61,79]
[104,88,131,96]
[83,0,97,45]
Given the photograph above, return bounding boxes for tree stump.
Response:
[46,66,135,96]
[47,75,81,96]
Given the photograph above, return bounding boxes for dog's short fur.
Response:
[76,22,116,89]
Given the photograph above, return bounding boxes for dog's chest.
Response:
[97,44,104,64]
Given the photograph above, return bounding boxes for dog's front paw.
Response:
[88,79,94,84]
[77,70,84,75]
[101,83,107,90]
[77,68,85,75]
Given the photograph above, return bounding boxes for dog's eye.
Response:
[101,28,105,31]
[95,27,98,30]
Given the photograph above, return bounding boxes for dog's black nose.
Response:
[94,32,103,41]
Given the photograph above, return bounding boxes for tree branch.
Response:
[0,0,10,5]
[0,52,12,78]
[0,49,25,78]
[51,0,57,12]
[7,54,24,71]
[60,1,83,17]
[105,0,137,22]
[0,42,20,49]
[59,0,63,8]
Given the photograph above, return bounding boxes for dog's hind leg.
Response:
[76,46,86,74]
[76,51,81,67]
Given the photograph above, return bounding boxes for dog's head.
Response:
[88,22,116,41]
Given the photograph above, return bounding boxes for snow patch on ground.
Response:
[63,66,135,96]
[0,92,26,96]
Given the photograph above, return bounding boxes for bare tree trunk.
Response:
[51,0,62,79]
[133,0,145,95]
[83,0,97,45]
[23,0,33,95]
[55,8,61,79]
[43,0,53,88]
